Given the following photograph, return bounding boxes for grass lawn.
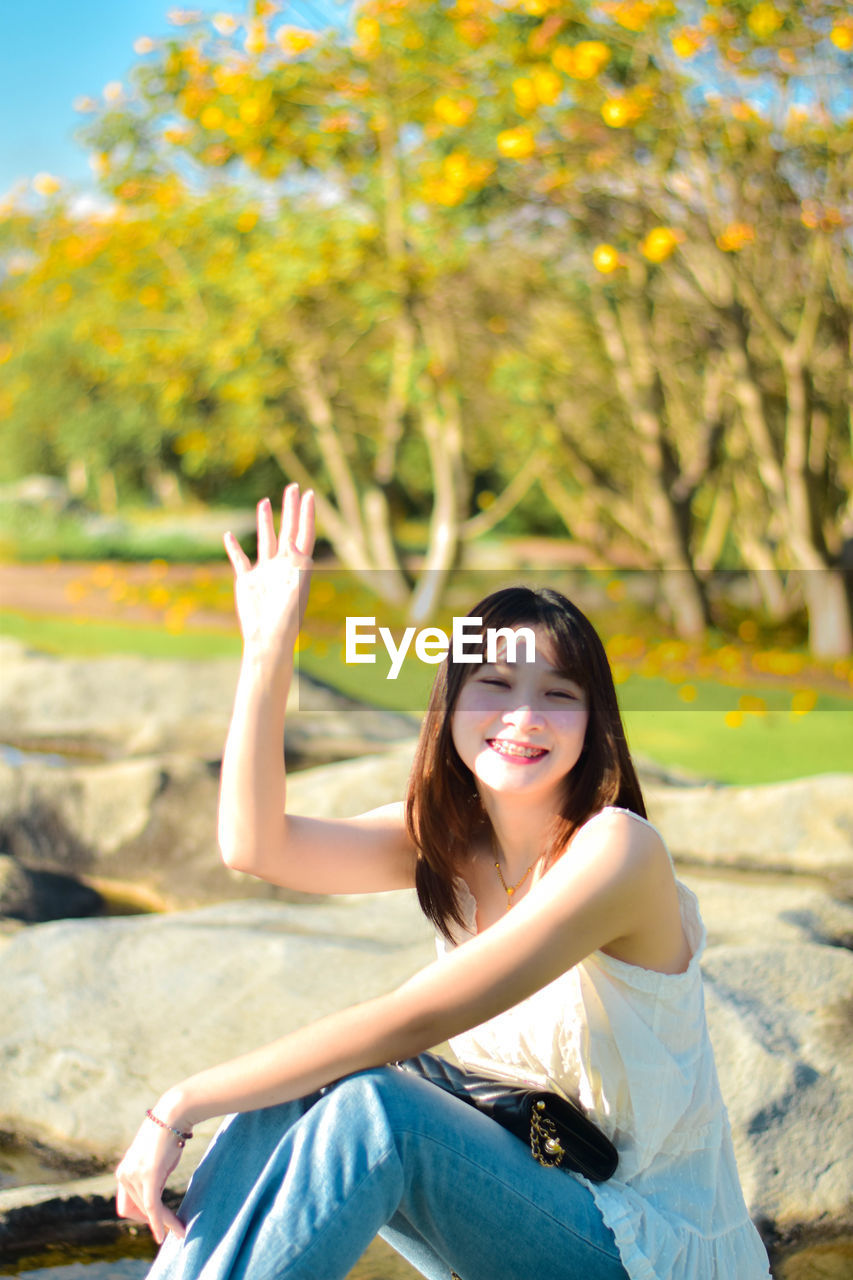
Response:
[2,606,849,786]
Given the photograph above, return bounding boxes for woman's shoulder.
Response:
[575,805,667,850]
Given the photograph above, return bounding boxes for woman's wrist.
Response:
[154,1084,197,1133]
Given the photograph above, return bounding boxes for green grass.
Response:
[623,710,851,784]
[0,610,241,659]
[1,608,850,785]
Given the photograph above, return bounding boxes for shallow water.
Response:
[0,1237,419,1279]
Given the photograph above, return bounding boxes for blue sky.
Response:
[0,1,350,199]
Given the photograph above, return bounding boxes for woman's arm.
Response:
[116,812,677,1242]
[217,486,415,893]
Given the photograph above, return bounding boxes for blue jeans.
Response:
[147,1067,629,1280]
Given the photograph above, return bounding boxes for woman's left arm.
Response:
[117,814,669,1242]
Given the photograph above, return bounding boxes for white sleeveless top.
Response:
[437,807,772,1280]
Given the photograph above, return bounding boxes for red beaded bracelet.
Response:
[145,1108,193,1148]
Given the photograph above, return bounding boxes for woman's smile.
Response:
[486,738,549,762]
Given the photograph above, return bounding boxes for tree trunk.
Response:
[801,567,853,658]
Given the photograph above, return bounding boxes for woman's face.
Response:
[450,624,589,808]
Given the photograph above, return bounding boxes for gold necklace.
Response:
[492,834,538,910]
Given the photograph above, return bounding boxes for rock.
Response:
[0,639,419,763]
[703,943,853,1234]
[645,774,853,885]
[0,746,423,912]
[0,896,436,1161]
[0,853,102,924]
[680,870,853,950]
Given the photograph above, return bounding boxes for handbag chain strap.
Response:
[529,1099,566,1168]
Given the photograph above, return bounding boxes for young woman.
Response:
[116,485,772,1280]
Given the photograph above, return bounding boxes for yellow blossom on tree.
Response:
[531,67,562,105]
[240,99,265,125]
[593,244,621,273]
[747,2,783,40]
[433,96,476,127]
[601,97,641,128]
[355,17,381,53]
[512,77,538,114]
[671,28,705,59]
[103,81,124,104]
[497,126,537,159]
[244,21,266,54]
[717,222,755,251]
[275,27,318,54]
[830,25,853,51]
[641,226,683,262]
[553,41,610,80]
[134,36,156,55]
[163,126,191,145]
[212,13,239,36]
[235,209,259,233]
[32,173,61,196]
[602,1,655,33]
[200,105,226,130]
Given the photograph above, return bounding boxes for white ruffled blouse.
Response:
[437,807,772,1280]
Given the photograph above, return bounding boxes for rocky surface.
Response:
[0,637,419,764]
[0,895,435,1160]
[0,639,851,1267]
[645,774,853,887]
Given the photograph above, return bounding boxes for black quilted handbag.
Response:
[394,1052,618,1182]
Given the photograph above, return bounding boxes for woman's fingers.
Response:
[295,488,315,557]
[224,531,252,576]
[257,497,277,560]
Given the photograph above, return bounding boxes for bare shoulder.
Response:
[571,807,670,877]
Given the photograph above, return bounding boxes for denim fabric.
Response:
[147,1067,629,1280]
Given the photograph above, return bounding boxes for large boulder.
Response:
[0,638,419,764]
[0,894,436,1161]
[703,943,853,1236]
[645,774,853,887]
[0,876,851,1248]
[0,744,421,915]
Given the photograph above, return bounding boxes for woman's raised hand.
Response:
[224,484,315,661]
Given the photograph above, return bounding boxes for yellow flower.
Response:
[593,244,621,273]
[724,710,744,728]
[134,36,156,55]
[747,2,783,40]
[497,127,537,160]
[716,222,755,252]
[212,13,239,36]
[605,1,655,33]
[830,25,853,52]
[531,67,562,105]
[641,226,682,262]
[244,22,266,54]
[601,97,639,128]
[677,684,698,703]
[512,78,538,114]
[790,689,817,716]
[275,26,318,54]
[236,209,259,233]
[201,105,226,130]
[553,41,610,80]
[239,98,264,125]
[433,96,476,127]
[32,173,61,196]
[671,28,704,59]
[103,81,124,104]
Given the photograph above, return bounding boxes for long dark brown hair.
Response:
[405,585,646,941]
